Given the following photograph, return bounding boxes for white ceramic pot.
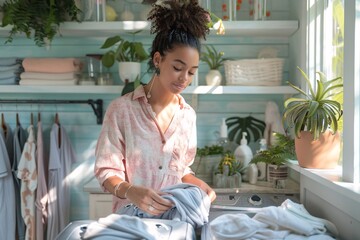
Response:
[205,69,222,86]
[118,62,141,83]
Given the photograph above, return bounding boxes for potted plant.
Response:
[200,44,226,86]
[100,31,149,83]
[282,67,343,169]
[1,0,80,47]
[250,132,296,182]
[213,153,245,188]
[192,145,224,185]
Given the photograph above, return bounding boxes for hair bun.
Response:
[148,0,210,39]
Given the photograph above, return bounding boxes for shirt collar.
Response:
[132,85,187,109]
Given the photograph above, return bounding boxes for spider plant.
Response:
[282,67,343,140]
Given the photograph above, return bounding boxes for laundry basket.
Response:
[224,58,284,86]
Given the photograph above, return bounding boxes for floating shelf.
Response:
[0,20,299,38]
[0,85,297,95]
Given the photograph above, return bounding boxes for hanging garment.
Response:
[35,120,48,240]
[47,123,77,240]
[17,125,37,240]
[0,128,16,240]
[12,124,28,240]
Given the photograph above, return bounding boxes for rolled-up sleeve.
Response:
[94,101,126,191]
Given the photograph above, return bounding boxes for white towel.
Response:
[264,101,285,146]
[204,199,337,240]
[19,79,78,86]
[20,72,79,80]
[205,213,290,240]
[280,199,339,236]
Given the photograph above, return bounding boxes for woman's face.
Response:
[155,45,199,94]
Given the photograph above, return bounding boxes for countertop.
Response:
[83,177,300,194]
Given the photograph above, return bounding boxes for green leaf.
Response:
[101,36,122,49]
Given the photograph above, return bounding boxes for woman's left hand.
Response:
[182,174,216,202]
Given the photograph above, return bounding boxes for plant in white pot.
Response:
[282,67,343,169]
[100,31,149,83]
[200,45,226,86]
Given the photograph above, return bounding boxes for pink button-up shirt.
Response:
[94,85,196,212]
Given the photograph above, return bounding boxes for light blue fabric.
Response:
[0,128,16,240]
[0,58,19,66]
[118,183,211,229]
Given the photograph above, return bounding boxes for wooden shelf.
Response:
[0,85,297,95]
[0,20,299,38]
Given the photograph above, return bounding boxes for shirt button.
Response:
[159,166,163,170]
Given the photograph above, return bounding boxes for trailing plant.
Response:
[100,31,149,68]
[196,145,224,157]
[282,67,343,140]
[201,44,226,70]
[250,132,296,166]
[1,0,81,47]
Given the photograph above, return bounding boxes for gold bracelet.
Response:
[124,184,133,199]
[114,181,126,199]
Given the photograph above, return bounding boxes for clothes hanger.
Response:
[55,112,61,148]
[1,113,7,137]
[16,112,20,127]
[30,112,34,125]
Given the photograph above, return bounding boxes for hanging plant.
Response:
[1,0,81,47]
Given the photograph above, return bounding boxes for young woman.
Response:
[94,0,216,215]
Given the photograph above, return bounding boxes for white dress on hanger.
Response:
[17,125,37,240]
[47,123,77,240]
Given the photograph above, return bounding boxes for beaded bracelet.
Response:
[114,181,126,199]
[124,184,133,199]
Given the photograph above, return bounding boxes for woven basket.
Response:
[224,58,284,86]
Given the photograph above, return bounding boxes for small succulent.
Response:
[201,45,226,70]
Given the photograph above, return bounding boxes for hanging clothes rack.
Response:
[0,99,103,124]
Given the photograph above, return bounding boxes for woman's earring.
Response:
[155,67,160,76]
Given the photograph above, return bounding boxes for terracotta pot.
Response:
[295,130,341,169]
[205,69,222,86]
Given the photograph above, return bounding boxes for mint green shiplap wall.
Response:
[0,3,292,221]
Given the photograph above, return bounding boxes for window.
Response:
[307,0,359,183]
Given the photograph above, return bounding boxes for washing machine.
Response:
[55,218,195,240]
[209,192,300,221]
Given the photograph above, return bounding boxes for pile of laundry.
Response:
[0,58,23,85]
[202,198,338,240]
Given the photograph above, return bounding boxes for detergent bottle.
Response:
[234,132,253,181]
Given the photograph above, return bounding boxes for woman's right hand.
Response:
[125,185,174,215]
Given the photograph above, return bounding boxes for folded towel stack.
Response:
[0,58,23,85]
[19,58,82,86]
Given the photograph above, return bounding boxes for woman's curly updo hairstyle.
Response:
[147,0,210,72]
